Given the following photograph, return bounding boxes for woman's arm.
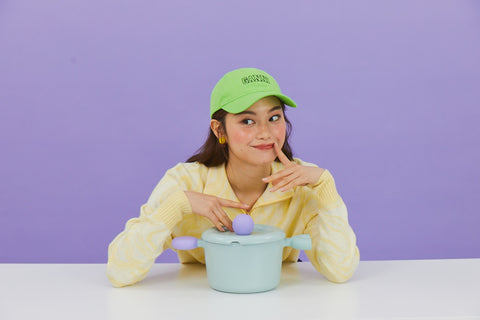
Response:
[261,144,360,282]
[106,165,195,287]
[304,170,360,283]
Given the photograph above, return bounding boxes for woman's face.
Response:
[224,96,287,167]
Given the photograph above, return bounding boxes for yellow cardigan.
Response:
[107,159,360,287]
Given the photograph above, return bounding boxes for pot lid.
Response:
[201,224,285,246]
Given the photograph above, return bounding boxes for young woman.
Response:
[107,68,360,287]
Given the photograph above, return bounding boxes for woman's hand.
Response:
[262,142,325,192]
[184,191,249,232]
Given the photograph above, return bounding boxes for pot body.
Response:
[202,240,284,293]
[172,224,312,294]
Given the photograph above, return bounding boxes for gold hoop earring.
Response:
[219,136,226,144]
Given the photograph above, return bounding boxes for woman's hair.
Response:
[186,104,294,167]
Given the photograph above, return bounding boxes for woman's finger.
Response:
[218,198,250,210]
[278,177,305,192]
[207,212,225,232]
[273,142,293,167]
[270,171,303,192]
[262,166,295,183]
[270,177,295,192]
[269,176,294,192]
[213,206,233,232]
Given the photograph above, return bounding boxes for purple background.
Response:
[1,1,479,263]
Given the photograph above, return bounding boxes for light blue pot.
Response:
[172,224,311,294]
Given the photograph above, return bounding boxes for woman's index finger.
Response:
[219,198,250,209]
[274,142,292,167]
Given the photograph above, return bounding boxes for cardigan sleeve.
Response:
[303,169,360,283]
[106,163,201,287]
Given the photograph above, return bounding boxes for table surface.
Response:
[1,259,479,320]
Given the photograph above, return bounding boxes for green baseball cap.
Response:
[210,67,297,118]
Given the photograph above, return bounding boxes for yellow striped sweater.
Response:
[107,159,360,287]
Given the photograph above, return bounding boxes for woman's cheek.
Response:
[272,124,287,141]
[230,129,252,145]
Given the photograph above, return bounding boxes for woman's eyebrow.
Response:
[235,106,282,116]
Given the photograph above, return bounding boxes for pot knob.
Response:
[232,214,254,235]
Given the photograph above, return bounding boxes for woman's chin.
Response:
[251,155,277,166]
[230,149,276,166]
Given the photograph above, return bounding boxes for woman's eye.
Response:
[242,119,254,125]
[270,115,281,121]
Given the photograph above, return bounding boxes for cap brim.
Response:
[221,92,297,115]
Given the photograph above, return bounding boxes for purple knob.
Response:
[233,214,254,235]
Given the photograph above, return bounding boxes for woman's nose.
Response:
[256,123,271,139]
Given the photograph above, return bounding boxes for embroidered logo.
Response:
[241,74,271,85]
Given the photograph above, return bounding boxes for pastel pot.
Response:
[172,224,311,293]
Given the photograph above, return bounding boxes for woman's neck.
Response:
[225,159,270,201]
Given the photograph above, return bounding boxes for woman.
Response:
[107,67,360,287]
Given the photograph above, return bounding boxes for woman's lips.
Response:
[252,144,274,150]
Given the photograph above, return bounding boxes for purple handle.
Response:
[172,236,198,250]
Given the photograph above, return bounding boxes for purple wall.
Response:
[1,1,479,263]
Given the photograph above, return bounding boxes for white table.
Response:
[1,259,479,320]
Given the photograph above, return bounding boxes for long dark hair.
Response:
[187,104,294,167]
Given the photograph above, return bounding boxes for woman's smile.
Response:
[252,143,274,150]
